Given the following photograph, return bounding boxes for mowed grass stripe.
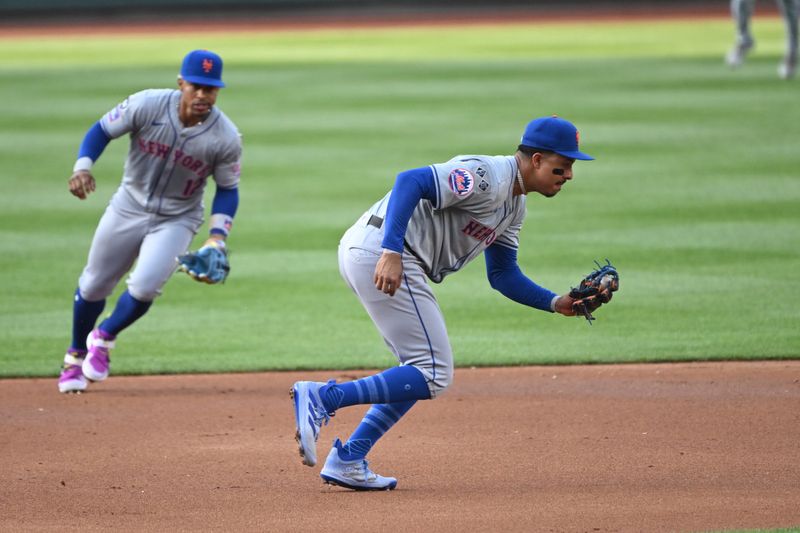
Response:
[0,17,797,376]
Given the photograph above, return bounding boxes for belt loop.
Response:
[367,215,383,229]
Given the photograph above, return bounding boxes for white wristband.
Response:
[210,214,233,237]
[73,157,93,173]
[382,248,401,255]
[204,239,226,250]
[550,295,559,312]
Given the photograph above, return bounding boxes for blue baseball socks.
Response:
[319,365,431,460]
[339,400,417,460]
[320,365,431,410]
[71,288,152,351]
[98,290,152,336]
[70,288,105,351]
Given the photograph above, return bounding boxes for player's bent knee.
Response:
[78,284,115,302]
[403,352,454,399]
[127,285,160,303]
[427,366,454,399]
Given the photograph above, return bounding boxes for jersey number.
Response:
[182,178,205,197]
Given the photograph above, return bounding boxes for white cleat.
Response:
[778,55,797,80]
[291,380,331,467]
[726,41,754,68]
[320,438,397,491]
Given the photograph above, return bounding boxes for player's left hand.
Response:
[68,170,96,200]
[552,294,578,317]
[177,238,230,284]
[568,259,619,325]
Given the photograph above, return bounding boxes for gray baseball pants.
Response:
[78,189,203,302]
[338,212,454,398]
[732,0,798,58]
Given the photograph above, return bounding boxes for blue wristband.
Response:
[210,187,238,236]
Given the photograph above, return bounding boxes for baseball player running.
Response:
[726,0,798,79]
[58,50,242,393]
[292,116,593,490]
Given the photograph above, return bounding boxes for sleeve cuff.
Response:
[73,157,93,173]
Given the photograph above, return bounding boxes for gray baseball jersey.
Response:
[79,89,241,303]
[100,89,241,216]
[339,154,525,396]
[365,155,525,282]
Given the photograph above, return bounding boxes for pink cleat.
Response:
[58,351,88,393]
[82,329,115,382]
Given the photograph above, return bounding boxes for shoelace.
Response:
[311,404,331,427]
[311,382,337,427]
[355,460,377,482]
[89,345,111,364]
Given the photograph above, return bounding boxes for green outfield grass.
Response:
[1,17,798,377]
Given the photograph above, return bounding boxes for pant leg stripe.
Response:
[403,272,436,384]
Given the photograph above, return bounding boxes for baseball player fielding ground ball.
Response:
[292,116,619,490]
[58,50,242,393]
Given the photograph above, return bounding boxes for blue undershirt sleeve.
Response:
[78,121,112,162]
[211,186,239,218]
[381,167,437,253]
[484,243,558,312]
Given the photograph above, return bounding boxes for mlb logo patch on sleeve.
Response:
[448,168,474,197]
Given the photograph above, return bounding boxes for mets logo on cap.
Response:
[448,168,474,197]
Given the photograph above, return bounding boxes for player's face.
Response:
[529,153,575,198]
[178,79,220,123]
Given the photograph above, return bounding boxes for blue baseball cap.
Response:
[520,115,594,160]
[180,49,225,88]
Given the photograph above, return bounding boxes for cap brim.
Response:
[555,150,594,161]
[182,75,225,88]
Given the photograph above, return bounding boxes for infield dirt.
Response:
[2,362,799,532]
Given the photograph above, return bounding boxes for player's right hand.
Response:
[68,170,96,200]
[374,250,403,297]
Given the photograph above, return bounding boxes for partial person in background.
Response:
[291,116,595,491]
[58,49,242,393]
[726,0,798,79]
